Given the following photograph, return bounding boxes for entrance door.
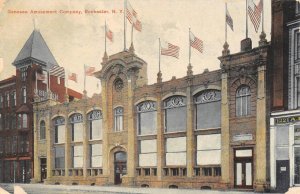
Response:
[40,158,47,182]
[114,152,127,185]
[276,160,289,192]
[234,149,253,189]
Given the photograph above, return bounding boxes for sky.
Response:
[0,0,271,97]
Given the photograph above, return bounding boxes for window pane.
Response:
[196,101,221,129]
[165,107,186,132]
[91,119,102,140]
[139,111,157,135]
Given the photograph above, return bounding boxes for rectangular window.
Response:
[19,135,29,153]
[5,92,9,107]
[20,67,27,81]
[165,137,186,166]
[55,125,65,144]
[202,167,212,176]
[72,122,83,142]
[90,144,102,168]
[114,107,123,132]
[165,106,187,132]
[72,145,83,168]
[21,87,27,104]
[138,139,157,167]
[17,114,28,129]
[55,146,65,169]
[90,119,102,140]
[5,115,10,130]
[296,31,300,60]
[0,137,4,154]
[197,134,221,165]
[11,91,16,107]
[12,136,17,154]
[0,96,3,108]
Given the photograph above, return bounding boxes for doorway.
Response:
[234,149,253,189]
[114,152,127,185]
[40,158,47,182]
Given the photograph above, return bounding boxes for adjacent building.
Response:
[32,30,270,192]
[0,30,81,183]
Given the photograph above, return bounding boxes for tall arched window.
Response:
[53,116,65,144]
[21,87,26,104]
[69,113,83,142]
[114,107,124,132]
[194,90,221,130]
[236,86,251,117]
[137,101,157,135]
[88,110,103,140]
[164,96,187,132]
[40,120,46,140]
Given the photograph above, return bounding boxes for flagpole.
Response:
[84,65,86,92]
[189,28,191,64]
[262,0,264,32]
[124,0,127,50]
[131,22,134,44]
[246,0,248,38]
[225,3,227,42]
[159,38,161,72]
[105,20,107,53]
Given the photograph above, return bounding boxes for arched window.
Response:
[194,90,221,130]
[114,107,123,132]
[69,113,83,142]
[137,101,157,135]
[40,120,46,140]
[53,116,65,144]
[164,96,187,132]
[236,86,251,117]
[88,110,103,140]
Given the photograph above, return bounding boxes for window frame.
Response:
[137,101,157,136]
[235,85,251,117]
[69,113,83,142]
[40,120,46,140]
[87,110,103,140]
[114,107,124,132]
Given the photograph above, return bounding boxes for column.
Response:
[33,106,40,182]
[127,75,135,184]
[82,108,88,178]
[65,115,71,178]
[269,119,276,189]
[221,71,230,187]
[46,112,53,180]
[156,85,164,180]
[101,80,109,176]
[255,64,267,191]
[186,83,195,177]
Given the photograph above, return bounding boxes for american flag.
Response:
[50,65,65,78]
[226,7,234,31]
[68,72,77,83]
[36,72,46,81]
[126,0,137,24]
[133,19,142,32]
[161,42,180,59]
[106,24,113,42]
[248,0,263,33]
[190,31,203,53]
[85,65,95,76]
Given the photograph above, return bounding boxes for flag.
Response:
[190,31,203,53]
[161,42,180,58]
[68,73,77,82]
[36,72,46,81]
[248,0,262,32]
[133,18,142,32]
[50,65,65,78]
[126,0,137,24]
[226,7,234,31]
[85,65,95,76]
[106,24,113,42]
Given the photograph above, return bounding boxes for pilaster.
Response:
[101,80,109,176]
[156,84,163,180]
[33,105,40,182]
[221,71,230,187]
[186,78,194,177]
[82,109,88,178]
[65,114,71,177]
[255,64,267,191]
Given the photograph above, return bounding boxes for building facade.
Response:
[0,30,81,183]
[32,34,270,191]
[269,0,300,192]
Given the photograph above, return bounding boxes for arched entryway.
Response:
[114,151,127,185]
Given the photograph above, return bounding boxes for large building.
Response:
[32,29,270,191]
[0,29,82,183]
[269,0,300,192]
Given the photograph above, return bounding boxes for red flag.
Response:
[133,19,142,32]
[161,43,180,59]
[190,31,203,53]
[126,0,137,24]
[37,72,46,81]
[68,73,77,83]
[106,24,113,42]
[248,0,262,32]
[85,66,95,76]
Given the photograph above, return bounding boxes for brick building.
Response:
[269,0,300,192]
[0,29,82,183]
[32,29,270,191]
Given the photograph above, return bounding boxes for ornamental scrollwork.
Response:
[137,101,156,112]
[69,113,83,123]
[195,90,221,104]
[164,96,186,109]
[53,116,65,126]
[88,110,102,120]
